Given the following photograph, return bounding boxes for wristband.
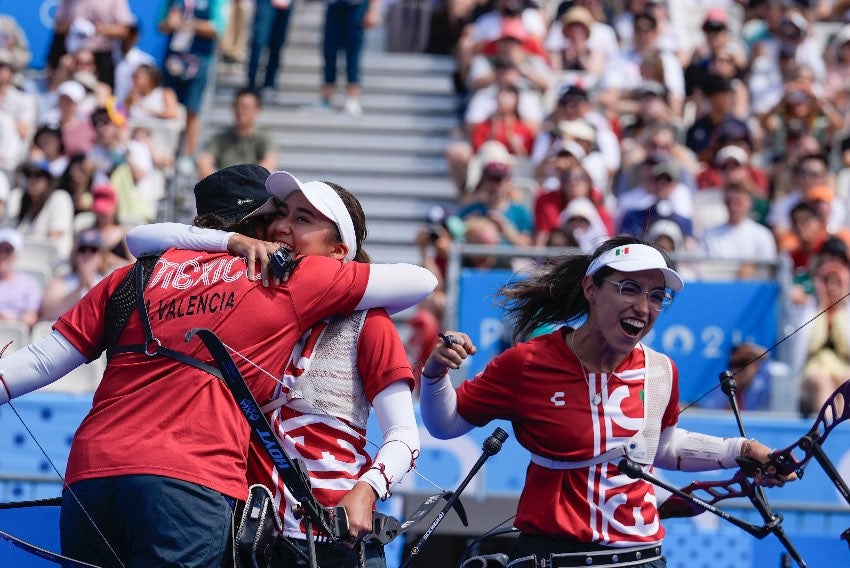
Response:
[420,367,448,385]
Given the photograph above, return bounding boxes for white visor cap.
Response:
[265,171,357,262]
[586,243,684,291]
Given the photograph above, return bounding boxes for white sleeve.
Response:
[0,331,90,404]
[358,381,420,499]
[419,375,475,439]
[356,264,437,313]
[654,426,746,471]
[125,223,233,257]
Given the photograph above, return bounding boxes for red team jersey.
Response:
[246,309,414,538]
[456,329,679,547]
[55,249,370,501]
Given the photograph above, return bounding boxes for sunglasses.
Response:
[77,245,99,254]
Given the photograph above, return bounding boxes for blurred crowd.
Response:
[412,0,850,415]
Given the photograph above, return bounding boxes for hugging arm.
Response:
[0,331,89,404]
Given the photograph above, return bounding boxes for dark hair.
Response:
[34,124,65,155]
[134,63,161,87]
[193,212,267,239]
[323,181,371,263]
[499,235,674,342]
[234,86,262,107]
[90,107,112,127]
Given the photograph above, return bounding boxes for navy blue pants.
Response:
[322,0,369,86]
[60,475,235,568]
[247,0,294,90]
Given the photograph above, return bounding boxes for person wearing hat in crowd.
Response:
[52,0,134,89]
[618,81,675,142]
[0,227,42,328]
[825,23,850,119]
[696,144,769,199]
[419,235,789,566]
[40,229,108,322]
[80,183,133,273]
[546,6,604,85]
[456,157,534,247]
[8,159,75,260]
[123,166,433,566]
[531,82,620,189]
[556,195,609,252]
[0,163,437,567]
[52,80,96,158]
[618,158,694,242]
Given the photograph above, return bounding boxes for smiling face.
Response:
[583,268,665,358]
[262,190,347,260]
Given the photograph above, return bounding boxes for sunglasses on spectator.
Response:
[77,245,99,254]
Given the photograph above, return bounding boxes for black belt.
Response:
[508,545,662,568]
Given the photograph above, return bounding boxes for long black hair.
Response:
[498,235,676,343]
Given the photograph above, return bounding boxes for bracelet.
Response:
[420,367,449,385]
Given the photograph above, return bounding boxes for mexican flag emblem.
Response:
[616,246,630,256]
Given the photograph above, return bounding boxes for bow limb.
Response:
[0,402,124,568]
[0,528,103,568]
[765,379,850,480]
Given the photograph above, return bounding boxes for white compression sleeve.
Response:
[127,225,436,312]
[654,427,746,471]
[125,223,233,257]
[357,264,437,314]
[419,375,475,440]
[359,382,420,499]
[0,331,89,404]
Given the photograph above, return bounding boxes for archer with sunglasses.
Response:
[419,235,790,567]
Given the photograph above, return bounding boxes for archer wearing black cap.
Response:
[0,163,438,568]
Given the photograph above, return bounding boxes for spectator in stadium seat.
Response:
[457,161,533,247]
[685,73,742,163]
[699,181,778,280]
[0,227,42,328]
[8,160,75,260]
[53,0,133,88]
[796,257,850,415]
[29,124,69,180]
[124,64,180,123]
[40,229,107,322]
[534,162,612,247]
[699,342,776,412]
[196,87,276,179]
[618,160,693,242]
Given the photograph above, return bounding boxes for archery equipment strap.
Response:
[528,343,672,470]
[104,255,224,380]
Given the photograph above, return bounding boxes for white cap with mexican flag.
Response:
[586,243,684,291]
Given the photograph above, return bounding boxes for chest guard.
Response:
[285,311,371,429]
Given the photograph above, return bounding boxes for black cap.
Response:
[701,73,732,96]
[716,118,751,148]
[558,83,588,102]
[193,164,275,228]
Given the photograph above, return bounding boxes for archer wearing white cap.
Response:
[419,235,791,566]
[124,168,423,565]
